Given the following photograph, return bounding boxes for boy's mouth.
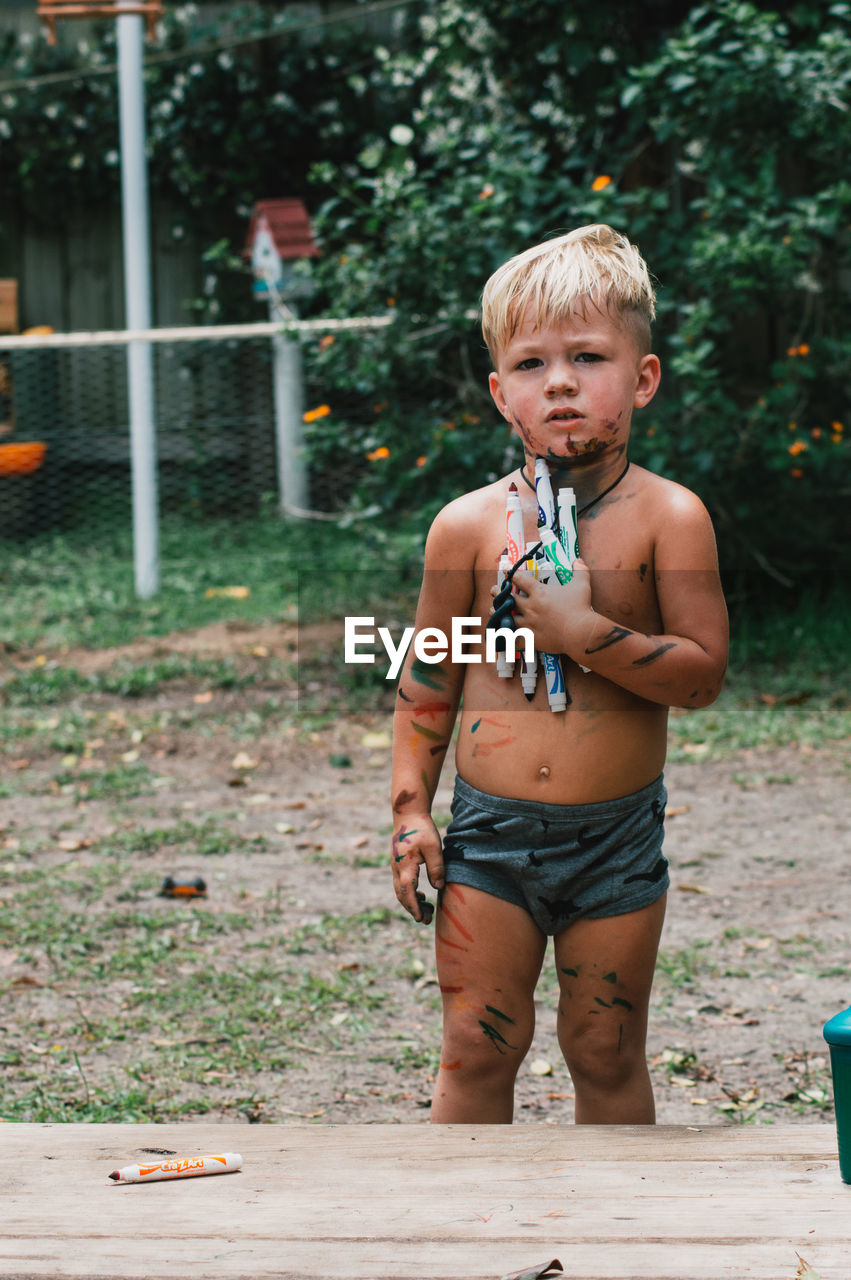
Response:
[546,408,582,423]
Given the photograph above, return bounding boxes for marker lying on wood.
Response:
[109,1153,243,1183]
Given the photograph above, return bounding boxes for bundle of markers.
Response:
[492,458,581,713]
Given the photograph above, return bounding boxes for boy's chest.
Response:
[475,490,661,632]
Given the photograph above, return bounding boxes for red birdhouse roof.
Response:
[244,200,319,261]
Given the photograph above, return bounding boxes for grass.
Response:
[3,511,849,753]
[1,515,848,1124]
[0,508,423,654]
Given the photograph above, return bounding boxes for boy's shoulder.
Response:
[424,475,511,567]
[632,463,712,522]
[429,474,510,533]
[629,464,719,567]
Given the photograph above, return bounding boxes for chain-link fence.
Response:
[0,316,392,553]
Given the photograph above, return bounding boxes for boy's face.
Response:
[488,302,660,471]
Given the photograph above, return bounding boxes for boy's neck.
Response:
[520,451,631,511]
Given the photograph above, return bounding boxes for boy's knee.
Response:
[442,1008,533,1074]
[561,1021,644,1089]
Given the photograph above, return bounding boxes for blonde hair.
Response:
[481,224,656,362]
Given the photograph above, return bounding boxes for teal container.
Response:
[823,1006,851,1184]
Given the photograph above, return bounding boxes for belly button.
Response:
[538,765,551,779]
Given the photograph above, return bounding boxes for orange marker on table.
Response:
[108,1153,242,1183]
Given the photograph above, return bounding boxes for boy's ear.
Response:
[489,371,511,421]
[633,354,661,409]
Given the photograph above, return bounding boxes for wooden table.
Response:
[1,1123,847,1279]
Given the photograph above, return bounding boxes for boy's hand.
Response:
[391,815,444,924]
[509,559,594,656]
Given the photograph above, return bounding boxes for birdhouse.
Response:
[245,200,319,301]
[37,1,163,44]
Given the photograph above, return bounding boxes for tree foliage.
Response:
[2,0,849,590]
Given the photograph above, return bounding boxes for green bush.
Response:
[2,0,848,594]
[302,0,850,595]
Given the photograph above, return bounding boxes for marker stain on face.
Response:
[398,687,414,702]
[612,996,634,1011]
[440,1059,463,1071]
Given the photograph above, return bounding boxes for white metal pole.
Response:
[270,298,309,513]
[117,1,159,597]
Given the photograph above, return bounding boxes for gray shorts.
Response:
[442,775,669,935]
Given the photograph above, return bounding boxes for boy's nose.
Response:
[545,365,577,395]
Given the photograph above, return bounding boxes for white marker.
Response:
[108,1153,243,1184]
[494,554,515,678]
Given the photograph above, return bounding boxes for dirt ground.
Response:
[2,621,849,1126]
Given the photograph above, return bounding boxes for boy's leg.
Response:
[431,882,547,1124]
[553,894,666,1124]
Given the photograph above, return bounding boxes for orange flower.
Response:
[591,175,612,192]
[831,421,844,435]
[788,440,808,456]
[791,468,804,479]
[366,445,390,461]
[798,343,810,356]
[303,404,331,423]
[478,184,495,199]
[811,428,822,440]
[415,455,427,467]
[319,335,335,351]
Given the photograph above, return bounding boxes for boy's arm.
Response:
[391,505,475,922]
[512,490,728,709]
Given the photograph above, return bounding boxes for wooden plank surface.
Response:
[0,1123,847,1280]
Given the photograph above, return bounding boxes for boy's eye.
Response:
[576,352,603,364]
[516,357,543,371]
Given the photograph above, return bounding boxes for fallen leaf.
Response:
[795,1254,822,1279]
[58,838,90,852]
[205,586,250,599]
[361,731,391,749]
[231,752,259,770]
[529,1058,553,1076]
[665,804,691,818]
[677,883,711,894]
[251,645,269,657]
[275,823,295,834]
[193,691,214,704]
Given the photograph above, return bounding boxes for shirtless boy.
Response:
[390,224,728,1124]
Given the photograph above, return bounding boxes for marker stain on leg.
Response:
[484,1004,516,1025]
[479,1020,517,1054]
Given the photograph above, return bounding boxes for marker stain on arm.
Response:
[411,658,445,690]
[391,828,419,863]
[631,642,677,667]
[585,625,632,655]
[414,701,451,721]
